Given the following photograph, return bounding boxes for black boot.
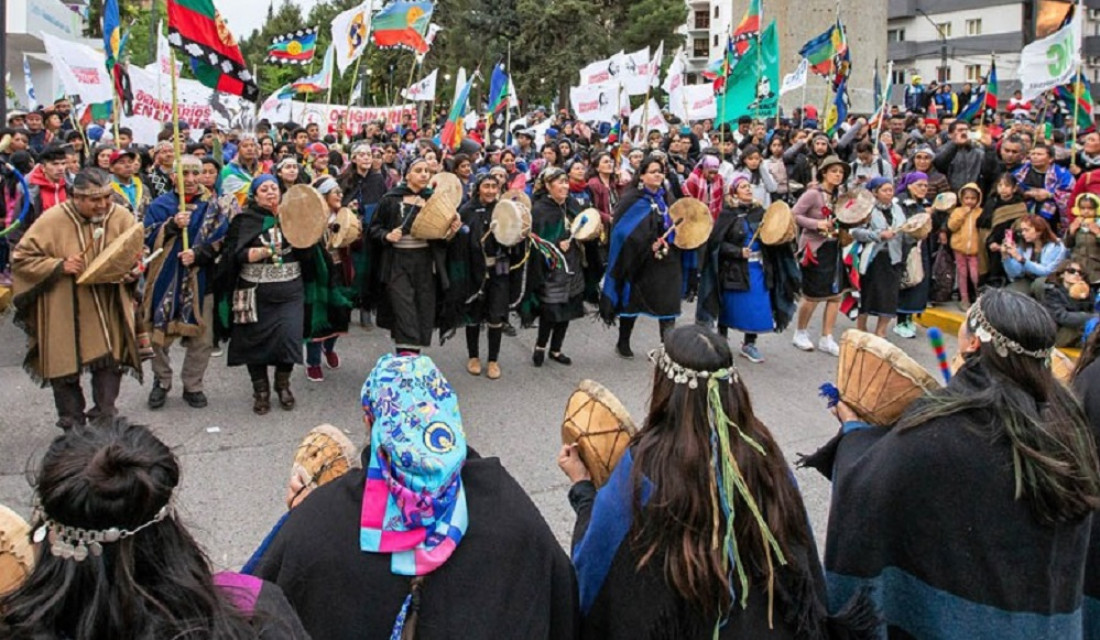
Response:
[274,370,295,410]
[252,378,271,415]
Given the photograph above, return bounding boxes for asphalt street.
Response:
[0,303,946,570]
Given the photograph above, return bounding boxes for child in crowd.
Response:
[948,183,983,309]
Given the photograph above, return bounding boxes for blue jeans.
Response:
[305,337,337,366]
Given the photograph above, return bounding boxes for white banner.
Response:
[579,52,623,86]
[122,65,258,138]
[1018,11,1082,101]
[570,81,622,123]
[256,100,418,137]
[401,68,438,102]
[670,84,716,121]
[780,58,809,95]
[40,32,114,105]
[580,48,659,96]
[630,98,668,134]
[332,1,372,74]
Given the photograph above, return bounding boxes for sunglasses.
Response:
[1065,268,1085,276]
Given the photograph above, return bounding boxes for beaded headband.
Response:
[967,298,1053,360]
[647,346,737,389]
[71,184,113,197]
[31,503,171,562]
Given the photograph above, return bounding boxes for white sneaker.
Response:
[792,330,815,351]
[818,335,841,356]
[893,322,916,339]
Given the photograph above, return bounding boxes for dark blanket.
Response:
[808,359,1093,639]
[520,193,584,326]
[599,187,682,323]
[251,448,579,640]
[1074,360,1100,638]
[447,197,525,325]
[570,448,873,640]
[341,169,388,312]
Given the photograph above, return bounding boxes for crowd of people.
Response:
[4,91,1100,636]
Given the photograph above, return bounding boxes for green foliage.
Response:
[232,0,689,110]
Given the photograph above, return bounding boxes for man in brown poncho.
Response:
[12,168,143,430]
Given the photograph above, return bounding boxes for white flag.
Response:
[401,68,438,102]
[671,84,717,121]
[648,41,664,87]
[40,32,114,105]
[780,58,809,95]
[22,56,37,111]
[1018,10,1083,101]
[570,81,621,123]
[415,24,443,64]
[332,2,372,74]
[618,47,650,95]
[507,77,520,109]
[579,51,625,86]
[629,98,668,134]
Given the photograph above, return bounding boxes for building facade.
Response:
[888,0,1100,103]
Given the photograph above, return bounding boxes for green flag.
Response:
[717,21,780,124]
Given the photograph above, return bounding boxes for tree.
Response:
[619,0,687,54]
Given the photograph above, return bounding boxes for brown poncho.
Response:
[11,202,142,384]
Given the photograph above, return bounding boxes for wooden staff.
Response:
[169,49,188,252]
[1072,61,1084,170]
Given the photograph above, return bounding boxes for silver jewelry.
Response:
[31,504,170,562]
[968,299,1053,361]
[647,345,737,389]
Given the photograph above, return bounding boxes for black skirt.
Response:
[859,250,901,317]
[228,279,305,367]
[384,248,436,348]
[464,267,513,326]
[802,240,843,300]
[539,245,585,323]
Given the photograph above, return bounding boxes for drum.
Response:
[292,424,359,490]
[932,192,958,212]
[77,224,144,285]
[570,208,602,242]
[429,172,464,205]
[561,379,638,488]
[328,207,362,250]
[834,189,874,226]
[491,199,532,247]
[837,330,941,425]
[411,190,459,240]
[0,504,34,597]
[501,189,532,212]
[759,201,796,245]
[1052,349,1076,385]
[899,213,932,240]
[280,184,328,249]
[668,198,713,250]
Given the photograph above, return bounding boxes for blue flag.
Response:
[22,56,37,110]
[103,0,121,71]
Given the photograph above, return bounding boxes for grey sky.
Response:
[220,0,320,40]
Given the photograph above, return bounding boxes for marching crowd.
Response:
[5,94,1100,638]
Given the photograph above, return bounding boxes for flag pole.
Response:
[504,41,512,145]
[872,61,892,156]
[977,53,993,138]
[1072,60,1084,169]
[344,54,364,145]
[169,49,188,253]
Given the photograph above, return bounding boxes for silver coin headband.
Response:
[968,299,1053,361]
[31,503,171,562]
[648,346,737,389]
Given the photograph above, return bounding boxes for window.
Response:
[694,9,709,30]
[693,38,709,59]
[891,69,906,86]
[965,64,982,82]
[714,5,719,19]
[713,34,719,47]
[966,19,981,36]
[937,66,952,82]
[887,28,906,42]
[937,22,952,37]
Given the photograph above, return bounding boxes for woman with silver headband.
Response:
[224,175,305,415]
[447,172,523,380]
[368,155,461,354]
[0,418,309,639]
[559,325,874,638]
[521,167,585,366]
[893,171,933,339]
[809,288,1100,637]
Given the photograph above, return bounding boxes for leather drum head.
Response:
[0,504,34,597]
[834,189,875,226]
[760,201,795,245]
[280,184,328,249]
[570,208,602,241]
[501,189,532,212]
[491,199,531,247]
[429,172,464,205]
[77,224,144,285]
[669,197,713,250]
[329,207,362,249]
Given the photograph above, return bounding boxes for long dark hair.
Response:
[899,289,1100,525]
[629,326,812,618]
[0,419,266,639]
[1075,323,1100,380]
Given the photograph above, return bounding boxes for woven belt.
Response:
[241,262,301,284]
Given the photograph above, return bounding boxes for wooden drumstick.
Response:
[80,227,105,257]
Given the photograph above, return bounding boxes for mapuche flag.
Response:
[371,1,435,54]
[731,0,761,55]
[267,27,318,65]
[799,20,847,77]
[167,0,258,101]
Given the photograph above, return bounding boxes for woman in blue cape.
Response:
[557,325,874,639]
[599,155,683,359]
